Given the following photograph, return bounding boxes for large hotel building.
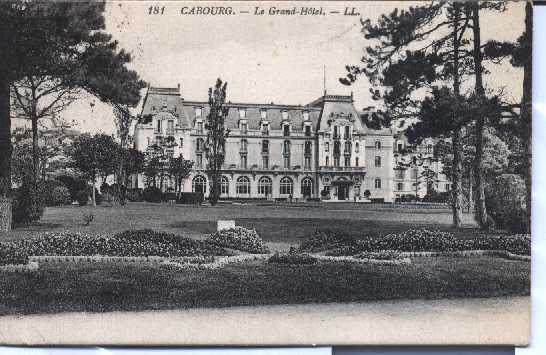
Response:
[132,86,449,202]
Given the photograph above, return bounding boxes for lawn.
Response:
[1,202,485,249]
[0,256,530,316]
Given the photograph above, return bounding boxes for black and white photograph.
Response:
[0,0,532,345]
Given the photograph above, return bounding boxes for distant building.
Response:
[133,86,395,202]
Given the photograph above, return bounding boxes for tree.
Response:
[204,79,230,205]
[123,148,145,189]
[67,134,120,206]
[169,156,194,196]
[113,104,138,204]
[0,2,145,231]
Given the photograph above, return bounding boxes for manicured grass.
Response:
[0,256,530,316]
[1,202,484,247]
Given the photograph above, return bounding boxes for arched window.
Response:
[355,142,359,153]
[304,141,312,155]
[325,142,329,152]
[279,177,293,195]
[301,177,313,197]
[221,176,229,195]
[375,178,382,189]
[375,156,381,167]
[192,175,207,193]
[375,141,381,150]
[236,176,251,195]
[196,138,204,152]
[258,176,272,196]
[283,140,291,155]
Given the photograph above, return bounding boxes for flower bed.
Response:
[268,251,318,265]
[206,227,269,254]
[354,250,403,261]
[0,229,231,266]
[297,230,356,253]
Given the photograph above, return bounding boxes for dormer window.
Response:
[260,109,267,119]
[156,119,162,133]
[240,122,248,135]
[283,124,290,137]
[282,110,288,120]
[195,107,202,118]
[196,121,203,134]
[375,141,381,150]
[344,126,350,140]
[239,108,246,119]
[261,123,269,136]
[303,111,309,121]
[304,124,312,137]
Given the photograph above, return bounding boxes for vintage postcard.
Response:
[0,0,531,345]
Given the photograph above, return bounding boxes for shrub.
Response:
[76,190,89,206]
[101,192,115,205]
[82,212,94,226]
[422,190,450,203]
[355,250,402,260]
[126,189,143,202]
[268,251,317,265]
[486,174,528,233]
[298,230,355,252]
[12,180,44,225]
[0,229,231,266]
[45,185,72,206]
[206,227,269,254]
[143,186,163,203]
[95,189,103,206]
[56,175,88,201]
[177,192,204,205]
[455,234,530,256]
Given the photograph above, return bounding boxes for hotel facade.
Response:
[132,86,447,202]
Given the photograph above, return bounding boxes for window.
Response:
[196,138,204,152]
[333,126,339,139]
[397,182,403,191]
[240,154,247,169]
[179,138,183,149]
[304,125,311,137]
[412,156,417,165]
[375,141,381,150]
[375,156,381,167]
[196,154,203,168]
[262,140,269,154]
[195,107,202,117]
[167,120,174,133]
[262,156,269,169]
[305,156,311,170]
[411,168,418,179]
[301,178,313,197]
[147,137,151,146]
[375,178,382,189]
[282,110,288,120]
[192,175,206,193]
[279,177,293,195]
[355,142,359,153]
[283,124,290,137]
[258,177,272,196]
[445,183,451,191]
[397,143,404,152]
[260,109,267,119]
[303,111,309,121]
[427,144,433,154]
[239,108,246,119]
[334,156,340,167]
[355,157,359,167]
[283,140,291,155]
[240,122,247,135]
[395,169,405,179]
[220,176,229,195]
[325,142,329,152]
[304,141,312,155]
[333,141,341,155]
[283,156,290,169]
[344,126,350,139]
[156,119,162,133]
[325,156,329,166]
[344,156,350,167]
[196,121,204,134]
[261,123,269,136]
[240,139,248,153]
[344,141,351,153]
[236,176,251,195]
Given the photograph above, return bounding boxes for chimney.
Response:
[177,83,181,95]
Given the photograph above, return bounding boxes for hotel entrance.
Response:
[332,178,352,201]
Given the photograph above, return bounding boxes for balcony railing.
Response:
[318,166,366,173]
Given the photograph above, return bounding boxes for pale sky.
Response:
[30,1,525,136]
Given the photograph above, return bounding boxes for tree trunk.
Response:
[521,1,532,232]
[91,178,96,207]
[450,3,464,227]
[468,166,474,213]
[0,75,12,231]
[471,4,489,229]
[31,116,39,185]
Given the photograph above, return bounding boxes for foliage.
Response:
[206,227,269,254]
[76,190,89,206]
[0,229,231,266]
[205,78,230,205]
[486,174,528,233]
[169,156,193,194]
[126,188,143,202]
[422,190,449,204]
[142,186,163,203]
[11,179,44,226]
[176,192,204,205]
[268,250,317,265]
[55,175,87,201]
[298,230,356,253]
[82,212,94,226]
[46,185,72,207]
[355,250,403,260]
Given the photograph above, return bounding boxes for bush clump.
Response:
[143,186,163,203]
[12,180,45,225]
[486,174,528,233]
[0,229,231,266]
[126,189,143,202]
[76,190,89,206]
[298,230,356,252]
[268,251,317,265]
[206,227,269,254]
